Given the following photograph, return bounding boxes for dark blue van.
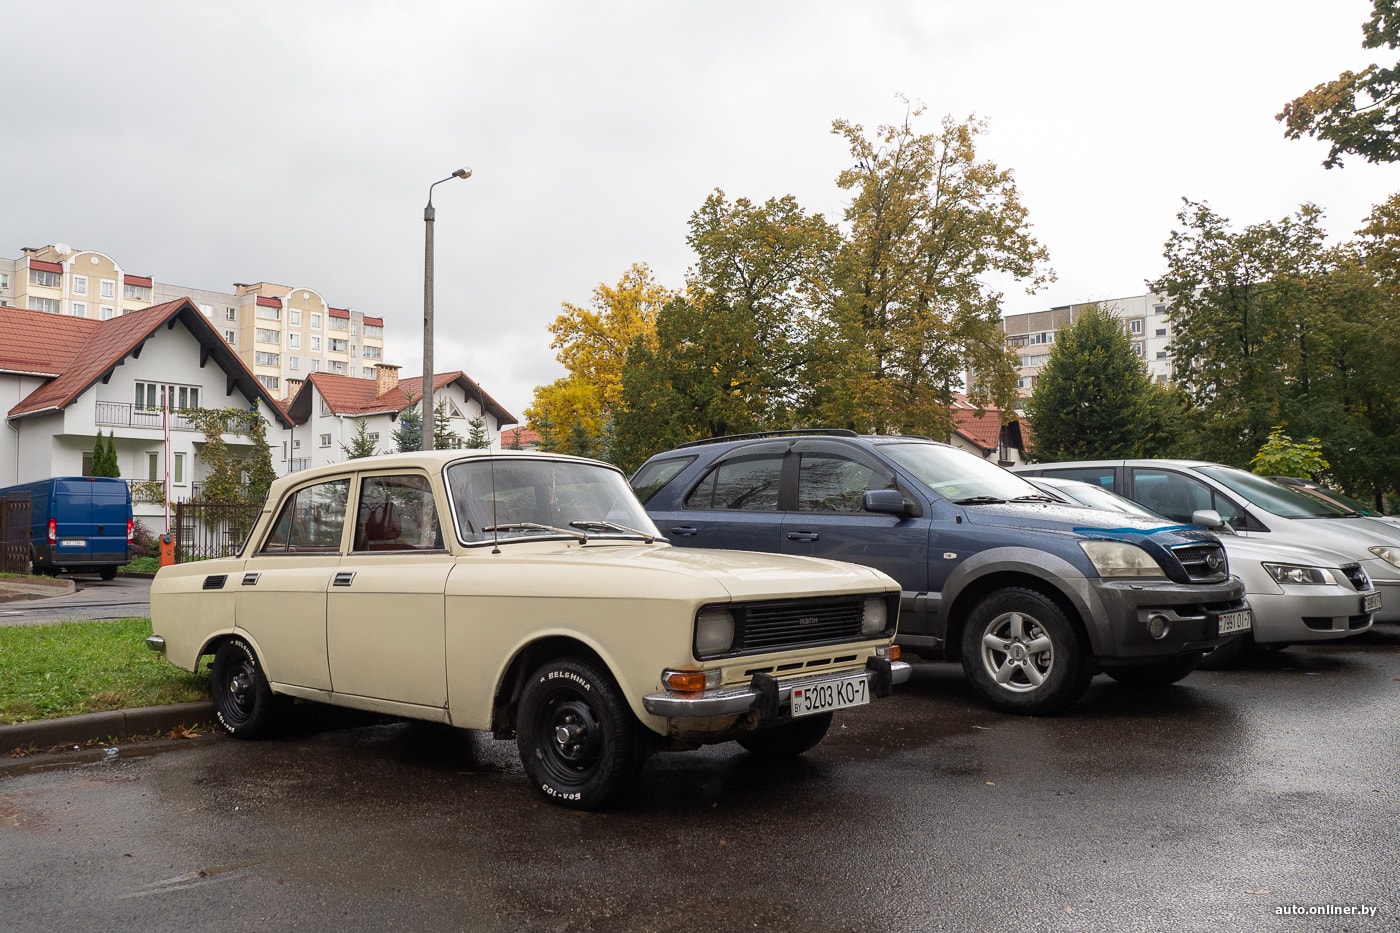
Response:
[0,477,133,579]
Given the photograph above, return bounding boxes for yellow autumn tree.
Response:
[525,263,672,457]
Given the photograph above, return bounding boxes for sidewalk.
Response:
[1,701,216,753]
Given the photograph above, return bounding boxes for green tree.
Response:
[465,416,489,449]
[187,407,276,507]
[824,104,1052,437]
[1251,426,1330,478]
[1279,0,1400,168]
[1024,305,1169,460]
[393,394,422,452]
[341,418,380,459]
[91,430,120,477]
[432,398,462,450]
[525,263,671,457]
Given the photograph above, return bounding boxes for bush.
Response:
[130,518,161,559]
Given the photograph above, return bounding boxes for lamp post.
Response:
[422,167,472,451]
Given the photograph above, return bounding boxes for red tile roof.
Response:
[502,427,541,448]
[0,305,100,376]
[288,370,516,426]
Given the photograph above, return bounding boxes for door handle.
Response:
[786,531,820,542]
[669,526,699,537]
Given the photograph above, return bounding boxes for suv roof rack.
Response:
[677,428,859,449]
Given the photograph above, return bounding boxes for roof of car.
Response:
[269,448,615,488]
[672,430,936,452]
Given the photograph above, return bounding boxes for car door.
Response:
[1126,466,1251,531]
[236,476,348,691]
[326,471,450,709]
[657,441,790,553]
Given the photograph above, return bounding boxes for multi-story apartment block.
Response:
[1001,292,1177,395]
[2,243,387,396]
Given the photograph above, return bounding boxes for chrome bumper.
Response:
[145,635,166,653]
[642,658,911,718]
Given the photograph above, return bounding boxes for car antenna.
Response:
[490,451,501,554]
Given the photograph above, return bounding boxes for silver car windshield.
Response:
[878,441,1046,504]
[1197,466,1352,519]
[446,458,661,544]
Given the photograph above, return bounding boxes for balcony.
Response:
[95,401,198,431]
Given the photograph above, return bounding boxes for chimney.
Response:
[375,363,401,396]
[285,377,305,399]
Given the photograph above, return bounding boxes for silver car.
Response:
[1027,476,1378,664]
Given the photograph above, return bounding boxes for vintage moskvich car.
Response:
[147,450,908,809]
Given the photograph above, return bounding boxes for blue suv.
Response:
[632,431,1249,714]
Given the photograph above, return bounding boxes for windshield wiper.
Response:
[570,519,656,543]
[1012,494,1060,503]
[483,521,588,541]
[953,495,1007,505]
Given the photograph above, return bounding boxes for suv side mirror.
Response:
[863,488,910,517]
[1190,508,1226,531]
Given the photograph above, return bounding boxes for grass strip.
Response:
[0,618,209,725]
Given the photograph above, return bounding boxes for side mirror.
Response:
[1191,508,1226,530]
[863,488,910,517]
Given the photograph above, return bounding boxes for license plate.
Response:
[790,674,869,717]
[59,538,85,547]
[1215,609,1251,635]
[1363,592,1382,613]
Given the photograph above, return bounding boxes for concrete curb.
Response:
[1,701,215,751]
[0,578,77,599]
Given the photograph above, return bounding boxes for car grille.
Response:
[725,597,869,655]
[1340,563,1370,592]
[1169,542,1229,583]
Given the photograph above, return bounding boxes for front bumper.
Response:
[642,657,911,718]
[1247,588,1377,644]
[1091,577,1249,664]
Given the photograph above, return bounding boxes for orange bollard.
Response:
[158,532,175,567]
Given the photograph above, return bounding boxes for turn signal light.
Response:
[662,669,718,693]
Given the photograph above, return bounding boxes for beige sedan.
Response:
[148,450,908,809]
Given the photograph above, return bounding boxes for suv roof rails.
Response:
[676,428,859,449]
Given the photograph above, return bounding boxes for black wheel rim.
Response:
[534,689,604,786]
[218,656,256,726]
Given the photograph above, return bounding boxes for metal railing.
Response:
[94,401,198,431]
[173,500,261,562]
[0,494,31,573]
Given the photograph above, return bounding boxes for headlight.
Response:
[1079,540,1165,578]
[1263,563,1330,585]
[1370,546,1400,569]
[694,607,735,657]
[861,597,888,636]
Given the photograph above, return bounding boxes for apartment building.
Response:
[1,244,385,394]
[1001,292,1177,395]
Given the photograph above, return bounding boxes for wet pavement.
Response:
[3,627,1398,932]
[0,573,151,626]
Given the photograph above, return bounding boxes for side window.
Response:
[683,453,784,512]
[1039,466,1117,490]
[260,479,350,553]
[1131,469,1239,525]
[353,474,442,551]
[796,452,893,513]
[630,455,696,504]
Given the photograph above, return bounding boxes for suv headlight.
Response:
[1079,540,1165,578]
[1263,563,1330,585]
[1370,546,1400,570]
[694,607,735,657]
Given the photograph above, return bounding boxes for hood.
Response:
[959,501,1218,547]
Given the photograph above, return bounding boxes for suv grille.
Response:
[1340,563,1370,592]
[1169,542,1229,583]
[722,596,870,656]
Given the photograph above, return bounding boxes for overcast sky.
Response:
[2,1,1393,422]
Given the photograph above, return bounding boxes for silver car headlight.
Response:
[1079,540,1165,578]
[1262,563,1330,585]
[1370,546,1400,570]
[861,597,888,636]
[694,607,735,657]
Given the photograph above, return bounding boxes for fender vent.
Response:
[202,575,228,590]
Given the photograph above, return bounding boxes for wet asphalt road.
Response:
[3,627,1398,933]
[0,574,151,625]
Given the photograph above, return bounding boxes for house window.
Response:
[199,304,213,318]
[329,316,349,331]
[30,269,61,288]
[224,330,237,345]
[147,452,159,482]
[310,359,321,372]
[329,338,348,353]
[329,361,348,375]
[0,272,9,289]
[363,346,382,360]
[289,356,300,371]
[1156,327,1168,337]
[1154,304,1167,314]
[174,453,185,484]
[256,305,281,320]
[1129,320,1143,334]
[364,324,383,339]
[226,307,238,321]
[72,275,88,296]
[1133,343,1145,356]
[71,301,86,316]
[135,382,201,411]
[311,312,322,329]
[124,283,151,301]
[310,336,322,352]
[366,432,379,443]
[258,374,280,390]
[1156,351,1169,359]
[362,367,374,378]
[255,351,280,367]
[255,328,280,344]
[290,309,301,326]
[320,434,332,448]
[320,399,332,416]
[100,305,115,320]
[100,279,116,299]
[288,333,301,349]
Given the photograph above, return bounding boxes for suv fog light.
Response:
[1147,614,1170,640]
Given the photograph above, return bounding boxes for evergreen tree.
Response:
[394,394,423,452]
[465,417,490,449]
[432,399,462,449]
[341,418,380,459]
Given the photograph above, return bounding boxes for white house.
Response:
[0,298,293,529]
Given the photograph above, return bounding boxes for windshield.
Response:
[878,441,1045,503]
[1196,465,1354,519]
[446,458,661,544]
[1040,480,1163,519]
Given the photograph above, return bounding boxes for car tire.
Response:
[736,713,833,758]
[516,657,647,810]
[961,587,1092,715]
[99,565,118,581]
[1105,653,1203,689]
[211,636,277,738]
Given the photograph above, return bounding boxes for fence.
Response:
[173,500,262,563]
[0,494,31,574]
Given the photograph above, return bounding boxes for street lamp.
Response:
[422,166,472,451]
